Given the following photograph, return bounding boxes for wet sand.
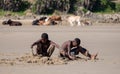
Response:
[0,24,120,74]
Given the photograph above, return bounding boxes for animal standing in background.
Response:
[67,16,83,26]
[2,19,22,26]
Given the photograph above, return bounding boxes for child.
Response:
[31,33,60,57]
[60,38,97,60]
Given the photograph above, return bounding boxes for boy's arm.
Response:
[31,40,40,48]
[50,41,60,49]
[67,43,71,56]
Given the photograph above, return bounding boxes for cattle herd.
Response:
[2,15,92,26]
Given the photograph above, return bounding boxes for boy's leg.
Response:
[78,46,97,60]
[59,49,68,57]
[79,47,91,58]
[70,48,79,57]
[84,51,98,60]
[60,50,65,57]
[47,44,55,57]
[59,48,78,60]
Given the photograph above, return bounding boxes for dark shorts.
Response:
[70,47,87,55]
[79,47,87,54]
[70,48,79,55]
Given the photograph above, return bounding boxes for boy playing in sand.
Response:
[60,38,97,60]
[31,33,60,57]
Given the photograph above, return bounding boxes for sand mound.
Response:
[0,53,93,66]
[17,55,68,65]
[0,54,68,66]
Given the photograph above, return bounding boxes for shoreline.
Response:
[0,19,120,26]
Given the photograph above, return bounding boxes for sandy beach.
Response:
[0,23,120,74]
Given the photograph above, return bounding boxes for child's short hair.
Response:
[41,33,49,39]
[74,38,81,46]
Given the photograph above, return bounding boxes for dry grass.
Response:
[112,0,120,3]
[25,0,36,4]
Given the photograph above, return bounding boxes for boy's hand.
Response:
[32,53,37,56]
[90,53,98,60]
[31,45,33,49]
[68,55,76,60]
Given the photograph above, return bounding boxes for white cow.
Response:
[67,16,83,26]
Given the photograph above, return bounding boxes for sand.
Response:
[0,22,120,74]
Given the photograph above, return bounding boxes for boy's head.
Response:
[73,38,81,47]
[41,33,49,43]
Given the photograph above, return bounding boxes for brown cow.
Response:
[43,20,57,26]
[32,17,47,25]
[2,19,22,26]
[33,16,57,26]
[49,15,62,21]
[48,15,62,25]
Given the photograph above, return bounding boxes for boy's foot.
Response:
[90,53,98,60]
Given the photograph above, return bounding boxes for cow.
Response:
[49,15,62,21]
[32,16,57,26]
[43,20,57,26]
[32,19,40,25]
[48,15,62,25]
[32,17,47,25]
[67,15,83,26]
[2,19,22,26]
